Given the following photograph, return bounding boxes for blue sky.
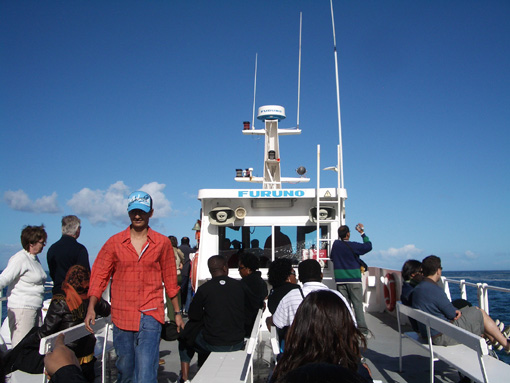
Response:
[1,1,509,272]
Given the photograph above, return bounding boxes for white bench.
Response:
[39,316,113,383]
[396,302,510,383]
[192,308,264,383]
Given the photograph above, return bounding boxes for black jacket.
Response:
[241,271,268,336]
[3,296,110,374]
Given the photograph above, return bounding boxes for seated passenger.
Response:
[264,227,293,259]
[276,362,371,383]
[178,255,246,383]
[412,255,510,350]
[400,259,423,306]
[238,253,268,336]
[267,258,299,315]
[265,258,300,350]
[270,290,371,383]
[271,259,356,331]
[4,265,110,381]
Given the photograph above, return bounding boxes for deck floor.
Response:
[155,311,466,383]
[364,311,464,383]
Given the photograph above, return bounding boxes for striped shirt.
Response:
[88,227,179,331]
[272,281,357,329]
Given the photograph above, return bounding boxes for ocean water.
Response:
[443,270,510,364]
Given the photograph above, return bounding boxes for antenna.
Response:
[330,0,344,189]
[251,53,258,130]
[296,12,302,130]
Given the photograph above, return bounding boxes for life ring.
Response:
[190,251,199,292]
[383,272,397,312]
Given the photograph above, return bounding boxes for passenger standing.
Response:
[330,224,372,336]
[179,237,194,312]
[167,235,185,322]
[84,191,183,383]
[0,225,47,346]
[47,215,90,295]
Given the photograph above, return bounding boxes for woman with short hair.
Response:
[0,225,48,346]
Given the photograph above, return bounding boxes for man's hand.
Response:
[84,296,99,333]
[355,223,364,234]
[44,334,79,377]
[265,316,274,331]
[454,310,462,321]
[175,313,185,333]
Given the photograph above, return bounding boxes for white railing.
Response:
[0,281,54,322]
[442,277,510,316]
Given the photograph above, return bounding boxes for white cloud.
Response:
[379,244,423,260]
[139,182,172,219]
[464,250,479,260]
[67,181,172,225]
[4,190,60,213]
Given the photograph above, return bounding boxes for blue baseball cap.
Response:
[127,191,153,213]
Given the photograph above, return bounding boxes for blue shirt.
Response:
[411,278,457,337]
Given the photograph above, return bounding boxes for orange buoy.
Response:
[383,272,397,312]
[190,251,199,292]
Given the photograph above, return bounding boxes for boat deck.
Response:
[364,311,461,383]
[153,311,464,383]
[7,311,474,383]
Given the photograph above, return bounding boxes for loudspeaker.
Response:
[234,207,247,219]
[208,207,236,225]
[309,207,336,223]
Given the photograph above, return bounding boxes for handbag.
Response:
[178,319,204,348]
[161,321,180,341]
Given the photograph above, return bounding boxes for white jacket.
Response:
[0,249,47,309]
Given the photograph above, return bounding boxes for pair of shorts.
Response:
[433,306,484,346]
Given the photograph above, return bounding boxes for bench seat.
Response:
[397,302,510,383]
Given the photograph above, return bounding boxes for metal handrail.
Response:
[0,281,54,322]
[442,277,510,316]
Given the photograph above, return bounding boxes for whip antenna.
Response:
[330,0,344,188]
[297,12,302,130]
[251,53,258,129]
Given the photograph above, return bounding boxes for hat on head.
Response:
[127,191,153,213]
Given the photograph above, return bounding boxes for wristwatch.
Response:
[174,312,182,316]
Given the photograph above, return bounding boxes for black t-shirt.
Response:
[188,275,245,346]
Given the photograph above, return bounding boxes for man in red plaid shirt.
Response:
[85,191,183,383]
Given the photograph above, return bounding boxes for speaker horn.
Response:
[208,207,236,226]
[234,207,247,220]
[309,207,336,223]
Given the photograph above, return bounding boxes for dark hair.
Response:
[168,235,178,248]
[421,255,441,277]
[267,258,293,287]
[338,225,350,240]
[298,259,322,283]
[401,259,422,281]
[239,252,259,271]
[20,225,47,251]
[208,255,227,271]
[272,290,366,382]
[181,237,190,245]
[277,363,369,383]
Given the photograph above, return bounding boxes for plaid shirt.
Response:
[89,227,179,331]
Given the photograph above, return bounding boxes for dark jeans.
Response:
[113,313,162,383]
